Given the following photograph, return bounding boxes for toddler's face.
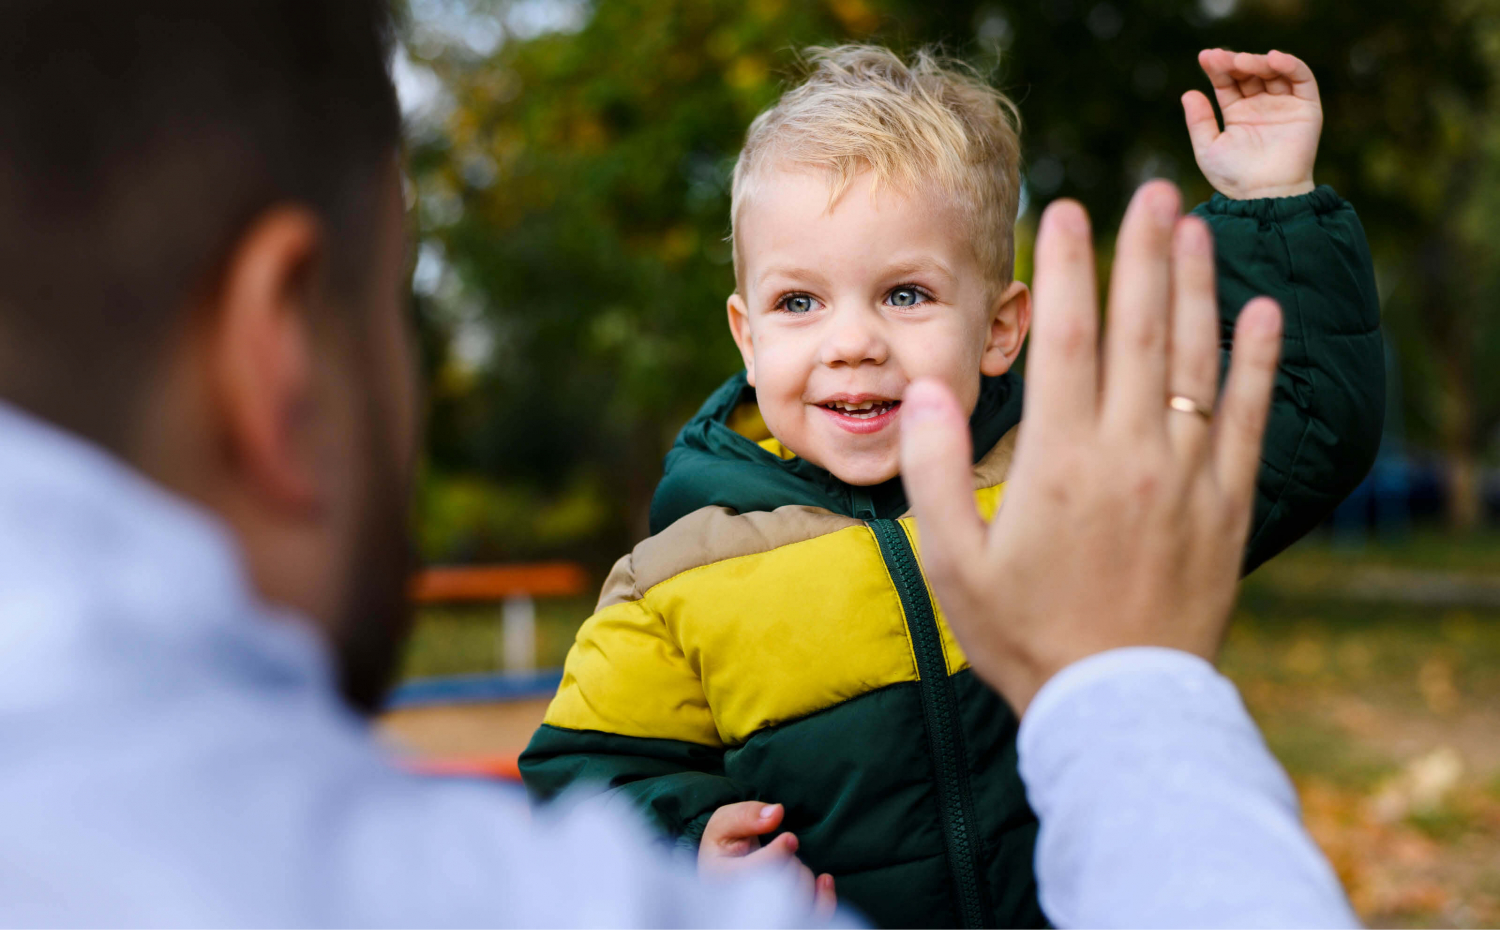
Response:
[728,167,1030,486]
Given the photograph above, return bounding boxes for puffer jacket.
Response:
[520,187,1385,928]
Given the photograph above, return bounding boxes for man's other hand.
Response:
[698,802,836,919]
[899,181,1283,715]
[1183,49,1322,201]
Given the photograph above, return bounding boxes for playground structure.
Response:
[380,562,588,781]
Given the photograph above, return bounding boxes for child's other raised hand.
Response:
[1182,49,1321,201]
[698,802,836,917]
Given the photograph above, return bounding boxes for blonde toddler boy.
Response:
[522,46,1383,928]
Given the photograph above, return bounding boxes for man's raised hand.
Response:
[1183,49,1321,201]
[898,181,1283,715]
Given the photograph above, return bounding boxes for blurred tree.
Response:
[406,0,1500,556]
[406,0,887,558]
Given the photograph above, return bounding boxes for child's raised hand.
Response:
[1182,49,1321,200]
[698,802,836,917]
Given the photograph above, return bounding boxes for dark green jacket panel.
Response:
[835,853,956,930]
[726,682,957,928]
[519,725,755,847]
[952,670,1045,928]
[727,683,944,875]
[1193,186,1384,571]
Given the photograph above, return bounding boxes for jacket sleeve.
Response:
[518,597,756,852]
[1193,186,1384,572]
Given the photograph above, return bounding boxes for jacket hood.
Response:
[649,371,1023,534]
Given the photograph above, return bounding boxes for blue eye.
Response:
[782,294,816,314]
[888,287,928,307]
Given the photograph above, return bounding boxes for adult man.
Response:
[0,0,1352,926]
[0,1,812,924]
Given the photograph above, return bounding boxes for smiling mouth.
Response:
[821,399,901,419]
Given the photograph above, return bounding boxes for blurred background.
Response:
[382,0,1500,924]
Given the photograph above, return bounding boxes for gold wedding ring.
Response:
[1168,394,1213,421]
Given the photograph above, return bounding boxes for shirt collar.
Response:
[0,400,334,707]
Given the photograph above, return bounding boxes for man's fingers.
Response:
[901,379,986,573]
[1025,199,1099,428]
[1167,217,1219,461]
[1181,91,1220,155]
[1102,180,1179,435]
[1214,298,1283,502]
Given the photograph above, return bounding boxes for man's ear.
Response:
[726,292,757,387]
[980,281,1032,377]
[208,207,325,513]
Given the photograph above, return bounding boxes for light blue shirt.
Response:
[0,401,1355,927]
[1020,649,1360,928]
[0,404,827,928]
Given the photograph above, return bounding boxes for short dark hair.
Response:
[0,0,401,449]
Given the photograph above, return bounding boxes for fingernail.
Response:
[760,804,779,820]
[1151,186,1179,227]
[1044,200,1088,236]
[1177,217,1211,254]
[1246,299,1282,333]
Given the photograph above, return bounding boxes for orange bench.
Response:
[411,563,589,604]
[402,562,588,782]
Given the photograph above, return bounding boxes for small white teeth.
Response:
[824,400,897,419]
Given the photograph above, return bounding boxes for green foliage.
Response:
[408,0,885,556]
[407,0,1500,558]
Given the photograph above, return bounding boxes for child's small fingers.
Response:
[704,801,782,845]
[1181,91,1220,153]
[1198,48,1236,85]
[1235,74,1267,98]
[1198,48,1244,108]
[1232,51,1282,80]
[738,832,799,869]
[1267,49,1320,102]
[814,875,838,919]
[1266,49,1316,82]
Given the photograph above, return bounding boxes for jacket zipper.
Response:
[869,518,992,928]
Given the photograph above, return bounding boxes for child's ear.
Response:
[726,292,757,387]
[980,281,1032,377]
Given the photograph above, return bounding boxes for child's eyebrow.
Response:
[755,265,829,289]
[880,257,958,283]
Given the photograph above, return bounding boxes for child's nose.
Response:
[819,306,890,368]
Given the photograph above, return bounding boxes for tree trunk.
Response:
[1422,230,1483,532]
[1447,447,1482,531]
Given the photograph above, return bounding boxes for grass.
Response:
[1226,536,1500,927]
[396,532,1500,926]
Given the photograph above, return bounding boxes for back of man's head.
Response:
[0,0,400,451]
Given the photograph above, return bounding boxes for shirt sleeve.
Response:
[1016,647,1359,929]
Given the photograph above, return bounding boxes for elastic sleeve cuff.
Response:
[1193,184,1346,221]
[1018,647,1231,761]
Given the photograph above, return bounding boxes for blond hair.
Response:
[731,45,1022,290]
